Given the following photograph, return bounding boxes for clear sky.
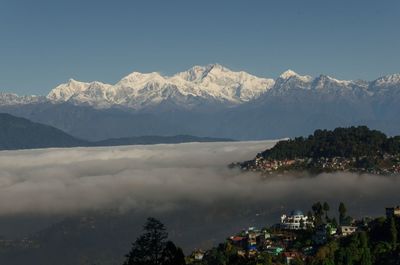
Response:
[1,0,399,95]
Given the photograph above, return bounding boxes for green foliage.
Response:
[311,241,338,265]
[339,202,347,226]
[389,217,398,250]
[201,242,248,265]
[291,258,305,265]
[331,218,338,229]
[312,202,324,226]
[344,232,371,264]
[323,202,330,214]
[162,241,186,265]
[123,217,185,265]
[359,232,373,265]
[331,223,400,265]
[261,126,398,160]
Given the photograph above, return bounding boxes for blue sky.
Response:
[1,0,399,95]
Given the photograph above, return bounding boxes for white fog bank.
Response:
[0,140,399,217]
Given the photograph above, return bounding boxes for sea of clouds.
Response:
[0,140,399,218]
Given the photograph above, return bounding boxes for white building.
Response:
[281,210,312,230]
[339,226,357,236]
[193,250,205,261]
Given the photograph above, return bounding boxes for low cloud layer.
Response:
[0,141,399,218]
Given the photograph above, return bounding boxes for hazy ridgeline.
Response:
[0,141,399,251]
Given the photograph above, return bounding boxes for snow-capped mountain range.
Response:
[0,93,45,106]
[1,64,400,142]
[45,64,275,109]
[2,64,399,110]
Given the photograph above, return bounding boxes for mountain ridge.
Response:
[45,64,275,109]
[0,113,234,150]
[2,64,399,110]
[1,64,400,142]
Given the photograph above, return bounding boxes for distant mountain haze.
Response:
[0,113,232,150]
[0,113,87,150]
[1,64,400,141]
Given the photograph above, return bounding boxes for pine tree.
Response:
[123,217,185,265]
[312,202,324,226]
[331,217,338,228]
[323,202,330,223]
[162,241,186,265]
[339,202,347,226]
[359,231,372,265]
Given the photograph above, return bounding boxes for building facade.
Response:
[281,210,312,230]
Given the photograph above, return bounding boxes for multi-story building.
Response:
[281,210,312,230]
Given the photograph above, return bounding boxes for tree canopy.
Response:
[123,217,185,265]
[261,126,400,160]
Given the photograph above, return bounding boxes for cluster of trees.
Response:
[122,217,185,265]
[261,126,400,160]
[310,201,352,227]
[194,242,271,265]
[295,202,400,265]
[311,216,400,265]
[309,201,348,228]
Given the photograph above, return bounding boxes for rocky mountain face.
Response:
[1,65,399,141]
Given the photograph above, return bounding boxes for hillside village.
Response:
[237,155,400,175]
[2,202,399,265]
[186,203,400,265]
[234,126,400,176]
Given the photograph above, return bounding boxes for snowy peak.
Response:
[279,69,299,79]
[371,73,400,88]
[47,79,90,101]
[175,64,223,82]
[47,78,115,108]
[312,74,353,89]
[172,64,275,102]
[41,67,400,109]
[175,65,206,82]
[278,69,312,82]
[3,65,400,109]
[0,93,44,105]
[272,70,312,93]
[45,64,275,109]
[117,71,165,87]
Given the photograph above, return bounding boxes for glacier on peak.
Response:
[2,65,400,110]
[45,64,275,108]
[312,74,355,89]
[278,69,311,81]
[372,73,400,88]
[279,69,299,79]
[175,64,224,82]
